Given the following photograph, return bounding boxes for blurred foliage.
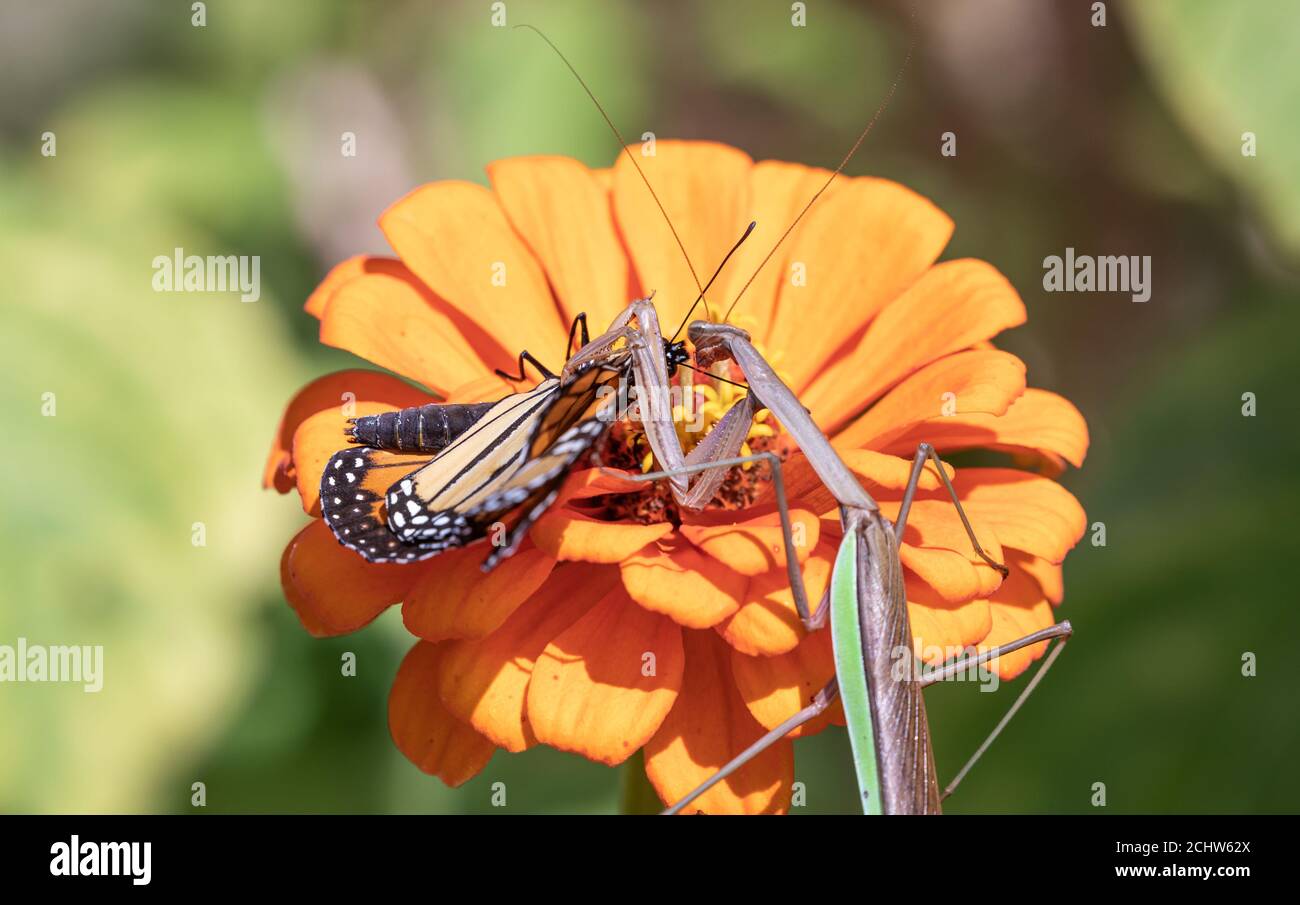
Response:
[0,0,1296,814]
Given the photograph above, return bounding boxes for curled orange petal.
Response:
[389,641,497,786]
[679,504,819,577]
[435,563,618,752]
[946,469,1087,564]
[645,630,793,814]
[715,540,834,657]
[883,388,1090,473]
[834,349,1027,451]
[402,544,556,643]
[905,568,994,664]
[979,566,1055,680]
[526,585,684,765]
[531,508,673,564]
[281,519,416,637]
[304,254,406,319]
[730,627,840,740]
[621,539,745,629]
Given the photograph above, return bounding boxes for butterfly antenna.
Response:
[516,24,710,318]
[721,2,917,324]
[670,220,756,341]
[678,361,748,390]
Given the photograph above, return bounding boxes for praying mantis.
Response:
[505,21,1077,814]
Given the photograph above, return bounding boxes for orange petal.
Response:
[645,630,793,814]
[281,519,416,637]
[389,641,497,786]
[1011,550,1065,604]
[905,568,993,664]
[877,498,1005,603]
[679,504,819,577]
[834,349,1027,451]
[979,566,1055,680]
[379,180,567,367]
[621,539,745,629]
[612,140,753,328]
[304,254,406,319]
[805,259,1027,431]
[264,370,432,494]
[488,156,630,330]
[531,508,672,564]
[716,540,834,657]
[526,586,684,765]
[767,178,954,392]
[402,544,556,642]
[434,562,618,752]
[882,388,1090,472]
[320,270,497,396]
[944,469,1087,564]
[290,399,429,515]
[715,160,838,346]
[730,627,839,739]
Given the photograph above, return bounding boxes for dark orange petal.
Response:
[943,469,1087,564]
[526,585,684,765]
[264,370,432,494]
[1011,550,1065,604]
[304,254,406,319]
[320,270,497,396]
[434,562,618,752]
[531,508,673,564]
[767,178,954,392]
[882,388,1090,472]
[980,566,1055,680]
[389,641,497,785]
[644,630,793,814]
[877,498,1005,603]
[834,349,1027,450]
[621,538,745,628]
[488,156,630,330]
[402,544,556,642]
[805,259,1027,430]
[612,140,753,329]
[716,540,835,657]
[730,627,839,739]
[281,519,416,637]
[679,504,819,577]
[715,160,838,346]
[905,568,994,665]
[379,180,568,365]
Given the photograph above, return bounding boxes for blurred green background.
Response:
[2,0,1296,814]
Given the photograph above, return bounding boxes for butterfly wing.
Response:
[320,447,442,563]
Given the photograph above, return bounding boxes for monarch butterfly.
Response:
[320,310,692,569]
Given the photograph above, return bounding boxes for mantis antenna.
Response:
[514,23,711,320]
[721,2,917,324]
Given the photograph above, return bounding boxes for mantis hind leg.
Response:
[895,442,1008,578]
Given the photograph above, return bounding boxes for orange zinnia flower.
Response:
[264,141,1088,814]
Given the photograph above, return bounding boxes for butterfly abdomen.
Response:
[348,402,496,453]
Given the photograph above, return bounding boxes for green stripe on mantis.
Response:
[828,528,883,815]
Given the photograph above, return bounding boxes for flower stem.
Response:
[619,750,661,815]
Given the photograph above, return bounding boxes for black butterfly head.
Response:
[663,337,690,377]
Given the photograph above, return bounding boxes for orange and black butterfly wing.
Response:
[320,446,443,564]
[470,416,611,571]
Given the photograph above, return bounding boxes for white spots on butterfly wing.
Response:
[401,479,413,495]
[405,500,421,516]
[391,512,406,528]
[345,472,356,483]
